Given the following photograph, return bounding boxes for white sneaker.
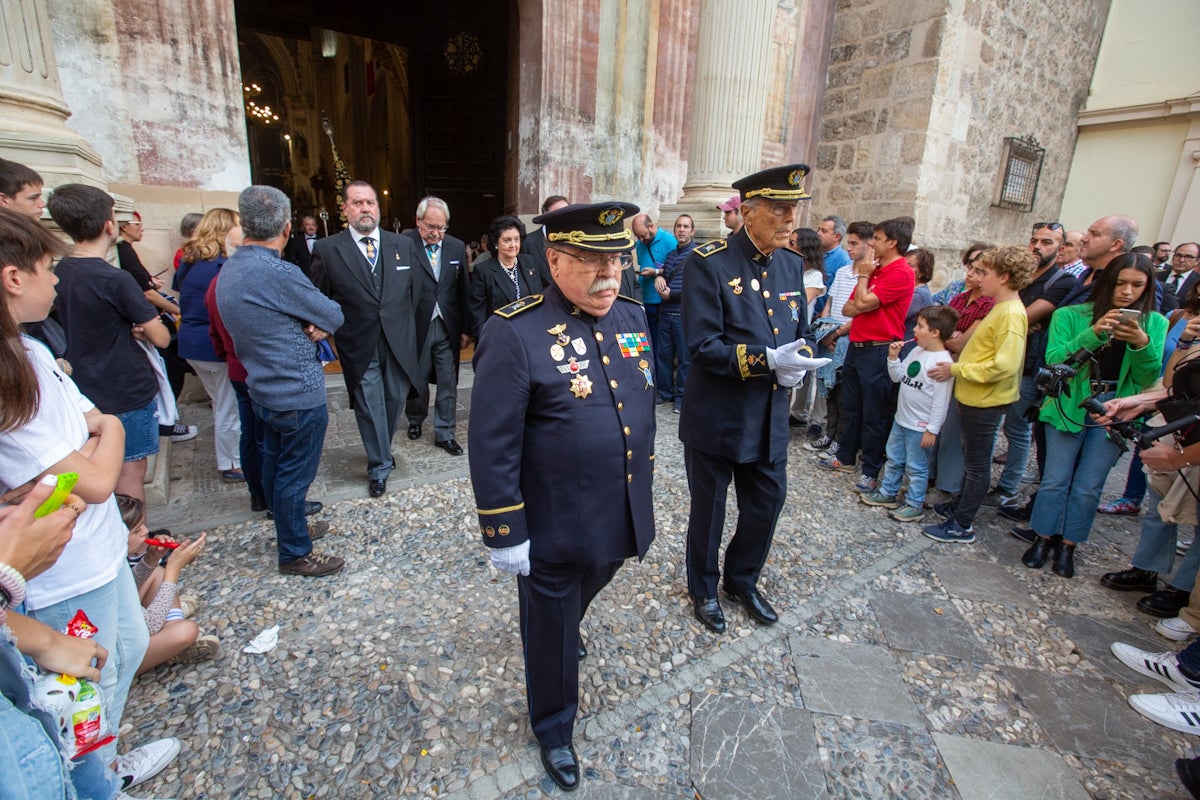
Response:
[1157,616,1200,642]
[115,737,181,790]
[1179,538,1195,557]
[1129,690,1200,735]
[1110,642,1200,692]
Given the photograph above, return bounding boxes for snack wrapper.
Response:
[33,609,114,758]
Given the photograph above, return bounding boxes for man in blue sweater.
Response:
[217,186,346,577]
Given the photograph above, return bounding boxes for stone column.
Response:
[662,0,776,238]
[0,0,104,189]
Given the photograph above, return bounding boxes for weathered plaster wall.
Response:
[49,0,250,191]
[514,0,698,215]
[810,0,1109,281]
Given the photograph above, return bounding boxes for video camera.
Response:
[1033,347,1094,401]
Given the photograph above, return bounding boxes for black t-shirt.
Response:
[1020,266,1077,375]
[116,241,155,292]
[54,256,159,414]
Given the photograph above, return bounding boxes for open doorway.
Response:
[233,0,508,242]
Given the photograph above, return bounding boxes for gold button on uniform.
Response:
[773,327,779,335]
[763,290,771,298]
[626,450,632,459]
[768,308,774,316]
[617,402,624,411]
[610,379,618,389]
[624,426,631,435]
[761,271,768,278]
[627,474,633,483]
[602,355,610,365]
[595,331,604,342]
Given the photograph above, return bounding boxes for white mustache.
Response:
[589,277,620,295]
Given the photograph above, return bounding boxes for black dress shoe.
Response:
[1021,534,1061,569]
[1051,542,1076,579]
[540,744,579,791]
[369,478,387,497]
[407,423,422,440]
[266,501,323,519]
[1176,756,1200,800]
[250,494,267,513]
[1100,567,1159,592]
[1138,587,1191,618]
[435,438,464,456]
[692,596,726,633]
[725,587,779,624]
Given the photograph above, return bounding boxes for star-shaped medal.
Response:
[570,374,593,399]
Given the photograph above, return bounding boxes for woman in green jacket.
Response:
[1022,253,1167,578]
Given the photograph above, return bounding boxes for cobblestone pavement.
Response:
[132,369,1195,799]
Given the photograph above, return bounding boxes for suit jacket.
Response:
[1163,270,1199,307]
[468,285,656,566]
[403,230,470,360]
[309,229,421,399]
[284,232,323,278]
[520,230,551,289]
[678,228,813,465]
[467,253,542,340]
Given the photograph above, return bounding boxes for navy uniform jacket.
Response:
[468,284,656,567]
[678,228,812,464]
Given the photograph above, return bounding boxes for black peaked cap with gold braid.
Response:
[732,164,812,202]
[533,202,639,253]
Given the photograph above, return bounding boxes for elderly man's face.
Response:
[548,246,625,318]
[301,217,318,236]
[742,200,797,254]
[417,205,447,246]
[1057,231,1083,265]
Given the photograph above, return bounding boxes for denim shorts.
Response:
[116,398,160,461]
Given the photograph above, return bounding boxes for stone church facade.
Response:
[1,0,1112,280]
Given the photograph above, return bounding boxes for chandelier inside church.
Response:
[243,82,280,125]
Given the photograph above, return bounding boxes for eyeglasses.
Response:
[1033,222,1064,232]
[418,220,448,233]
[747,200,801,218]
[1175,253,1199,261]
[553,248,629,271]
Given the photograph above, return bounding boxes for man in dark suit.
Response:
[1162,243,1200,307]
[310,181,421,497]
[468,202,655,792]
[403,196,470,455]
[521,194,568,288]
[679,164,827,634]
[283,214,322,278]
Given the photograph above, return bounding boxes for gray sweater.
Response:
[216,244,344,411]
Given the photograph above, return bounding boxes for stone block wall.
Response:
[809,0,1109,286]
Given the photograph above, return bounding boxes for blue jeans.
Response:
[879,424,931,508]
[26,567,147,766]
[997,375,1039,494]
[1119,448,1148,504]
[655,307,687,406]
[1030,421,1124,544]
[233,380,265,502]
[1131,484,1200,590]
[253,402,328,563]
[837,344,892,478]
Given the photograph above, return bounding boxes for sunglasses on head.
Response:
[1033,222,1064,232]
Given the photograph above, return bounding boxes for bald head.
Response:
[631,213,656,244]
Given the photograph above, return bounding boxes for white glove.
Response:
[769,338,832,388]
[489,540,531,576]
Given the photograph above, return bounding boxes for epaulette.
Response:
[694,239,728,258]
[616,294,643,306]
[494,294,544,318]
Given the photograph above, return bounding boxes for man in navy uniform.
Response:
[679,164,829,634]
[468,202,656,791]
